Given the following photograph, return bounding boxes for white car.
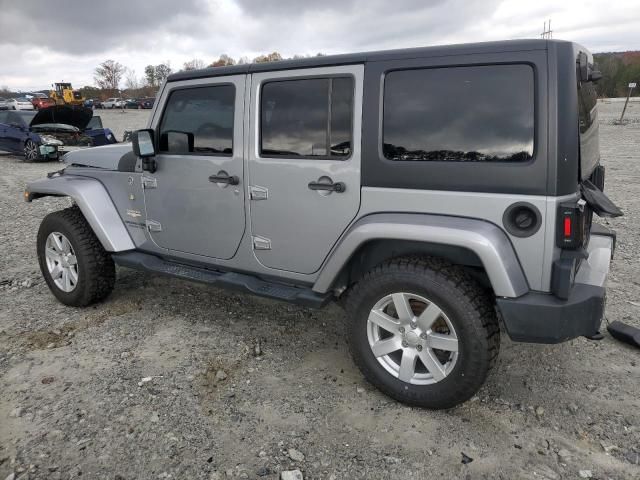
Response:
[6,97,35,110]
[102,98,125,109]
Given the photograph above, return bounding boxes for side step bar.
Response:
[112,251,332,308]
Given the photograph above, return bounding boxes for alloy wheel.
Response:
[24,140,39,161]
[366,292,459,385]
[44,232,79,293]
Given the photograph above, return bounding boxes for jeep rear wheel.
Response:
[345,256,499,409]
[37,207,115,307]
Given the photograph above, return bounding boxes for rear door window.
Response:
[260,77,354,158]
[383,64,535,162]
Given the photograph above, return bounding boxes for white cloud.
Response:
[0,0,637,91]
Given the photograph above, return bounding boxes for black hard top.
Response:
[168,39,576,83]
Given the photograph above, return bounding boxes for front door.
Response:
[143,76,246,260]
[248,66,363,274]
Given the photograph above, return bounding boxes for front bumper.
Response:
[497,229,614,344]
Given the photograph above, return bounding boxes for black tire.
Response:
[24,139,40,162]
[345,256,500,409]
[37,206,116,307]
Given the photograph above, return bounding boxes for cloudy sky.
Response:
[0,0,638,91]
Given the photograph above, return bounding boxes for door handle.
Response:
[209,173,240,185]
[308,181,346,193]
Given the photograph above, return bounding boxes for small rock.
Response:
[578,470,592,478]
[600,441,618,454]
[586,384,597,392]
[461,452,473,464]
[150,412,160,422]
[280,470,303,480]
[256,466,271,477]
[9,407,23,418]
[5,473,15,480]
[567,402,579,414]
[215,370,228,382]
[41,376,55,384]
[557,448,572,462]
[624,450,640,465]
[287,448,305,462]
[46,342,56,349]
[209,473,222,480]
[120,351,132,359]
[530,464,560,480]
[253,339,262,357]
[356,386,365,394]
[535,406,545,417]
[258,450,267,458]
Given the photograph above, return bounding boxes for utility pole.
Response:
[541,19,553,39]
[618,82,637,123]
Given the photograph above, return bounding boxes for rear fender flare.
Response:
[314,213,529,298]
[25,175,135,252]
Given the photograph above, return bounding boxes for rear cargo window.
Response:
[577,76,599,180]
[159,85,234,155]
[383,64,534,162]
[260,77,354,158]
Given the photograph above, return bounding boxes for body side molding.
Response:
[313,213,529,298]
[26,175,135,252]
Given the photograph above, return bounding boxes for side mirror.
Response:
[132,129,157,173]
[132,129,155,158]
[578,52,589,82]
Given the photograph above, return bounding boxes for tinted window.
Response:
[0,111,8,124]
[577,76,599,179]
[260,77,353,158]
[159,85,235,155]
[383,65,534,162]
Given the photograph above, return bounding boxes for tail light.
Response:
[556,199,587,249]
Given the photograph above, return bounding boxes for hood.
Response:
[30,105,93,130]
[63,143,134,170]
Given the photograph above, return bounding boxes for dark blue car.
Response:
[0,106,117,162]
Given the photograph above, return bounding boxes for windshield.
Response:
[17,97,31,102]
[86,116,103,129]
[16,111,37,124]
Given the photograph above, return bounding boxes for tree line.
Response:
[593,51,640,98]
[91,51,324,98]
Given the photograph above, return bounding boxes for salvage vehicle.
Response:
[102,98,125,109]
[1,106,116,161]
[6,97,35,110]
[25,40,622,409]
[31,93,56,110]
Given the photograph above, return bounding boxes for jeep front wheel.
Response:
[345,256,499,409]
[37,207,116,307]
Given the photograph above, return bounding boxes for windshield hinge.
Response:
[146,219,162,232]
[142,176,157,189]
[252,236,271,250]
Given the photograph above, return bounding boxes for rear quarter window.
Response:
[382,64,535,162]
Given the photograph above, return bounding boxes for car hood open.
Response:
[30,105,93,130]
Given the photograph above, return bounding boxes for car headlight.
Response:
[39,135,63,146]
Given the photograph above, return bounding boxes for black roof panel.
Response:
[167,39,565,82]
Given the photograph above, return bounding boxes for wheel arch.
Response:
[313,213,529,298]
[25,175,135,252]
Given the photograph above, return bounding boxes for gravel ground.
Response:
[0,102,638,480]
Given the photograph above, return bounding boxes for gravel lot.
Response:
[0,102,639,480]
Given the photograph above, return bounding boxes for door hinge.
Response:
[146,219,162,232]
[252,235,271,250]
[142,176,157,189]
[249,185,268,201]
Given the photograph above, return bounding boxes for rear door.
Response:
[143,76,246,259]
[248,65,363,274]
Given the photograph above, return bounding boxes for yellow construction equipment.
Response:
[50,82,84,106]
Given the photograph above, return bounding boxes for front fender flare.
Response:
[314,213,529,298]
[26,175,135,252]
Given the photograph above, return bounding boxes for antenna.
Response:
[541,19,553,39]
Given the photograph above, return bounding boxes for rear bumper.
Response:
[497,230,614,344]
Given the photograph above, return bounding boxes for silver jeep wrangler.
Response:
[25,40,622,409]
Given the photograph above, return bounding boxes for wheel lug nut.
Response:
[398,327,405,333]
[420,333,427,339]
[416,345,423,352]
[410,322,417,329]
[401,341,408,348]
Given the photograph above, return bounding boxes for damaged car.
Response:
[0,106,117,162]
